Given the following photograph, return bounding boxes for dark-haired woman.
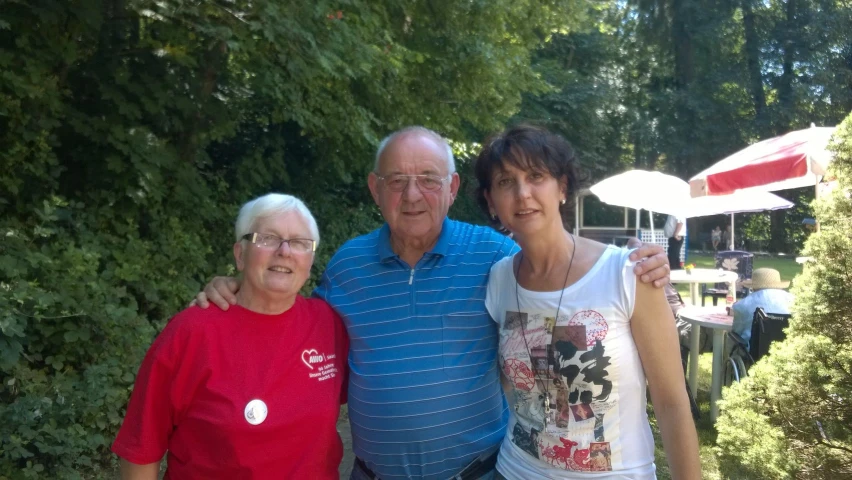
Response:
[475,125,700,479]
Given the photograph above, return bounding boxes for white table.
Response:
[677,306,733,422]
[670,268,739,307]
[670,268,738,421]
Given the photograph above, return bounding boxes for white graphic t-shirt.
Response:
[485,246,656,479]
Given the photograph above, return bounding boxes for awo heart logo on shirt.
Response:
[301,349,325,369]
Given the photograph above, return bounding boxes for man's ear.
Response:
[368,172,381,206]
[448,172,461,205]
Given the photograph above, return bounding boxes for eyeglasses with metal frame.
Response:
[375,173,450,192]
[241,233,316,253]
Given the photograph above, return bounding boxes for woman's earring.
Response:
[560,199,566,205]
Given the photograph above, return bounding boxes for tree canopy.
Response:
[1,0,850,476]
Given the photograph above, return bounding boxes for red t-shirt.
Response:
[112,296,349,479]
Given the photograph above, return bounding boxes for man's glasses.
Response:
[376,174,449,193]
[242,233,316,253]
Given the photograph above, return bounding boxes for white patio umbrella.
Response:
[590,170,794,248]
[679,191,794,249]
[680,190,794,217]
[589,170,690,244]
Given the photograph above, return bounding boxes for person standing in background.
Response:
[721,224,732,250]
[711,226,721,252]
[664,214,686,270]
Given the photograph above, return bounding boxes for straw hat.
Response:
[742,268,790,290]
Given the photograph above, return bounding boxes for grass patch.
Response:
[649,353,715,479]
[677,252,803,303]
[649,353,755,479]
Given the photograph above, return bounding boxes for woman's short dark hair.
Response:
[474,124,584,230]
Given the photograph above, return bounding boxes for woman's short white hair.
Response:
[234,193,319,248]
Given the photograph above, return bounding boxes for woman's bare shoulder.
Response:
[573,235,608,258]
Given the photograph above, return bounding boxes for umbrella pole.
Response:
[635,208,641,237]
[730,213,735,250]
[649,211,656,246]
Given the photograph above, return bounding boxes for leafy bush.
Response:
[715,111,852,479]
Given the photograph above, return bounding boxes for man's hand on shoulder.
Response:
[626,239,670,288]
[190,276,241,310]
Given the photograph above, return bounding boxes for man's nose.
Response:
[401,177,423,200]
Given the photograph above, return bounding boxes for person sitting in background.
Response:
[666,283,712,362]
[731,268,794,349]
[112,194,349,479]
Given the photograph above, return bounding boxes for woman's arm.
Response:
[631,280,701,480]
[120,458,160,480]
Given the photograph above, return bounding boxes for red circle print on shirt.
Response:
[568,310,609,347]
[504,358,535,391]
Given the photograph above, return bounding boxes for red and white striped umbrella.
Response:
[689,126,836,197]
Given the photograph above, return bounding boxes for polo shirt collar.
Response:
[377,218,454,262]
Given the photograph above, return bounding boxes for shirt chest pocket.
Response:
[441,311,498,379]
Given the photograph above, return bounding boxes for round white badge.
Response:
[244,399,268,425]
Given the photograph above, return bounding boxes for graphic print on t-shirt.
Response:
[501,309,614,472]
[301,348,340,382]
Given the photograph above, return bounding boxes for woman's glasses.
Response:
[242,233,316,253]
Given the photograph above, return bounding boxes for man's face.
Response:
[368,133,460,246]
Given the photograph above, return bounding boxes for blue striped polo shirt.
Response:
[314,218,519,479]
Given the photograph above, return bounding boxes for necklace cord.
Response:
[511,232,575,424]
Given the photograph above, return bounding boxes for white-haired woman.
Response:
[112,193,349,479]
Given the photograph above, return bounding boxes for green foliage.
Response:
[715,111,852,479]
[0,0,577,475]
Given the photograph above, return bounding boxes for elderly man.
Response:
[196,126,671,479]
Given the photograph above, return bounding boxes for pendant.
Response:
[543,394,551,428]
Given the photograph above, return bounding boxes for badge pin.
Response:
[244,399,268,425]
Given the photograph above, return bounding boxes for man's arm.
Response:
[730,302,751,340]
[193,276,240,310]
[627,239,671,287]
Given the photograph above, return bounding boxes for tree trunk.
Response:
[768,0,799,251]
[741,0,766,126]
[844,39,852,114]
[777,0,797,130]
[671,0,694,88]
